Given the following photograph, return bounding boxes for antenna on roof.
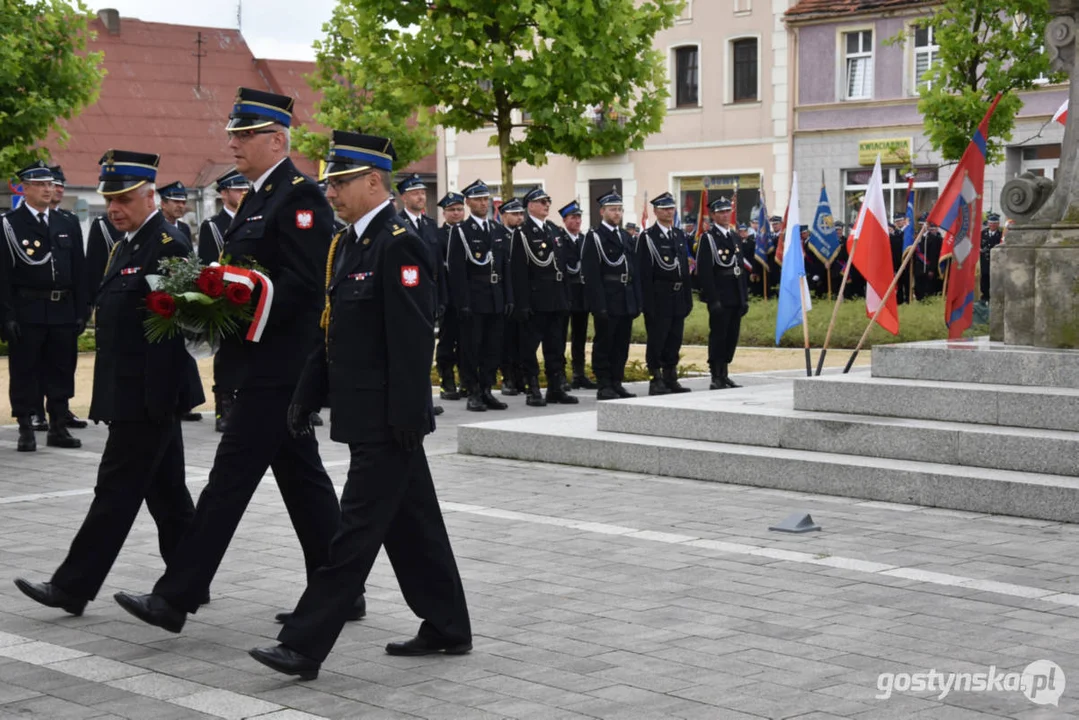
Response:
[194,32,208,93]
[237,0,242,32]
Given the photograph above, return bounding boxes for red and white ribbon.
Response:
[215,264,275,342]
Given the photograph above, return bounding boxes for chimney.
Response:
[98,8,120,35]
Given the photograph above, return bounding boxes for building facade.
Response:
[438,0,794,229]
[786,0,1068,227]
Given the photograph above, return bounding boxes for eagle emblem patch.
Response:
[400,265,420,287]
[295,210,314,229]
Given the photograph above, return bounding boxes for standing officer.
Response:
[397,173,445,416]
[46,165,88,431]
[980,213,1003,301]
[581,191,640,400]
[637,192,691,395]
[0,161,85,451]
[435,192,465,401]
[157,182,192,245]
[497,197,525,396]
[14,150,204,615]
[919,215,944,298]
[448,179,511,412]
[557,201,594,390]
[198,169,250,431]
[114,88,345,633]
[511,186,577,407]
[697,196,748,390]
[249,130,471,680]
[889,212,909,304]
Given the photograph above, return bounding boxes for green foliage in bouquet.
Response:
[143,255,256,345]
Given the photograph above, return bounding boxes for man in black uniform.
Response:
[511,186,577,407]
[582,191,640,400]
[497,197,525,396]
[556,200,594,390]
[14,150,204,616]
[158,182,192,244]
[46,165,89,431]
[397,173,445,416]
[114,88,346,632]
[980,213,1003,301]
[0,162,85,451]
[636,192,692,396]
[697,196,748,390]
[448,179,511,412]
[914,213,942,300]
[249,130,471,681]
[196,169,250,431]
[435,192,465,400]
[889,212,909,305]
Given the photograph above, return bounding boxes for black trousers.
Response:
[435,306,459,374]
[644,313,685,372]
[52,419,193,601]
[457,311,503,391]
[980,254,992,301]
[152,386,341,613]
[519,311,565,380]
[569,311,589,373]
[501,316,521,383]
[591,313,632,387]
[279,441,471,662]
[8,324,76,418]
[708,307,741,371]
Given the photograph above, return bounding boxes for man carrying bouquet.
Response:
[247,130,471,680]
[114,88,353,632]
[14,150,205,616]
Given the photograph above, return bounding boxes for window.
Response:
[843,167,938,226]
[674,46,699,108]
[844,30,874,100]
[678,0,692,22]
[913,24,939,91]
[734,0,751,13]
[732,38,758,102]
[677,174,761,227]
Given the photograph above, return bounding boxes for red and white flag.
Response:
[1054,99,1068,126]
[848,155,899,335]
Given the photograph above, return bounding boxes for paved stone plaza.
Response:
[0,370,1077,719]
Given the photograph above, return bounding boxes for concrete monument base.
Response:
[992,226,1079,348]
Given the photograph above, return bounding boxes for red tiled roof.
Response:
[786,0,936,20]
[53,15,436,188]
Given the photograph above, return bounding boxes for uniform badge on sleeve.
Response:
[295,210,314,229]
[400,265,420,287]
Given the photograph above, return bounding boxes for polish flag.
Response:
[847,155,899,335]
[1054,99,1068,126]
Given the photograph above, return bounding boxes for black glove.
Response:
[75,318,87,335]
[392,426,423,452]
[504,302,515,318]
[3,320,21,345]
[740,304,749,317]
[458,307,473,320]
[287,402,314,438]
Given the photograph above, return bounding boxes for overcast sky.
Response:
[90,0,336,60]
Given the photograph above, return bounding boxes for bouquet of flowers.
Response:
[143,254,273,358]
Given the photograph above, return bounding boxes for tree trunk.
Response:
[498,122,514,204]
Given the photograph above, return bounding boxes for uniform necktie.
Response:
[37,212,47,232]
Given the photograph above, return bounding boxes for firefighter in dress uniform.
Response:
[697,196,748,390]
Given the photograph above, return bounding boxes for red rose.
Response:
[225,282,252,305]
[146,291,176,319]
[196,267,225,298]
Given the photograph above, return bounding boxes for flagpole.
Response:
[800,277,812,376]
[763,268,768,301]
[827,264,833,301]
[941,262,950,300]
[843,224,929,373]
[816,231,861,375]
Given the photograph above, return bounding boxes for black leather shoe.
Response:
[723,377,742,389]
[385,634,472,656]
[709,376,726,390]
[309,412,324,426]
[482,389,507,410]
[499,379,519,397]
[15,579,85,616]
[276,596,365,625]
[440,386,462,400]
[17,418,36,452]
[180,412,202,422]
[466,392,487,412]
[249,645,320,681]
[614,385,636,399]
[433,405,445,416]
[664,369,691,394]
[30,414,48,432]
[596,387,619,401]
[572,375,598,390]
[114,592,186,633]
[648,377,670,396]
[46,419,81,449]
[64,411,88,429]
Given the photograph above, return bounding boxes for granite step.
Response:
[595,385,1079,477]
[871,339,1079,389]
[792,373,1079,432]
[457,412,1079,523]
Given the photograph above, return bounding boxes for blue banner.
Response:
[807,182,840,265]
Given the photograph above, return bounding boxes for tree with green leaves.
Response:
[910,0,1065,163]
[0,0,105,179]
[296,0,681,193]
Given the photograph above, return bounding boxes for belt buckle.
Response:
[620,272,629,284]
[556,271,563,282]
[733,267,743,277]
[50,290,63,302]
[490,272,500,284]
[673,282,682,291]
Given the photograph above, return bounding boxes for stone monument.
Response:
[997,0,1079,347]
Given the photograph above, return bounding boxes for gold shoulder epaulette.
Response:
[292,175,304,185]
[391,224,406,236]
[161,232,172,244]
